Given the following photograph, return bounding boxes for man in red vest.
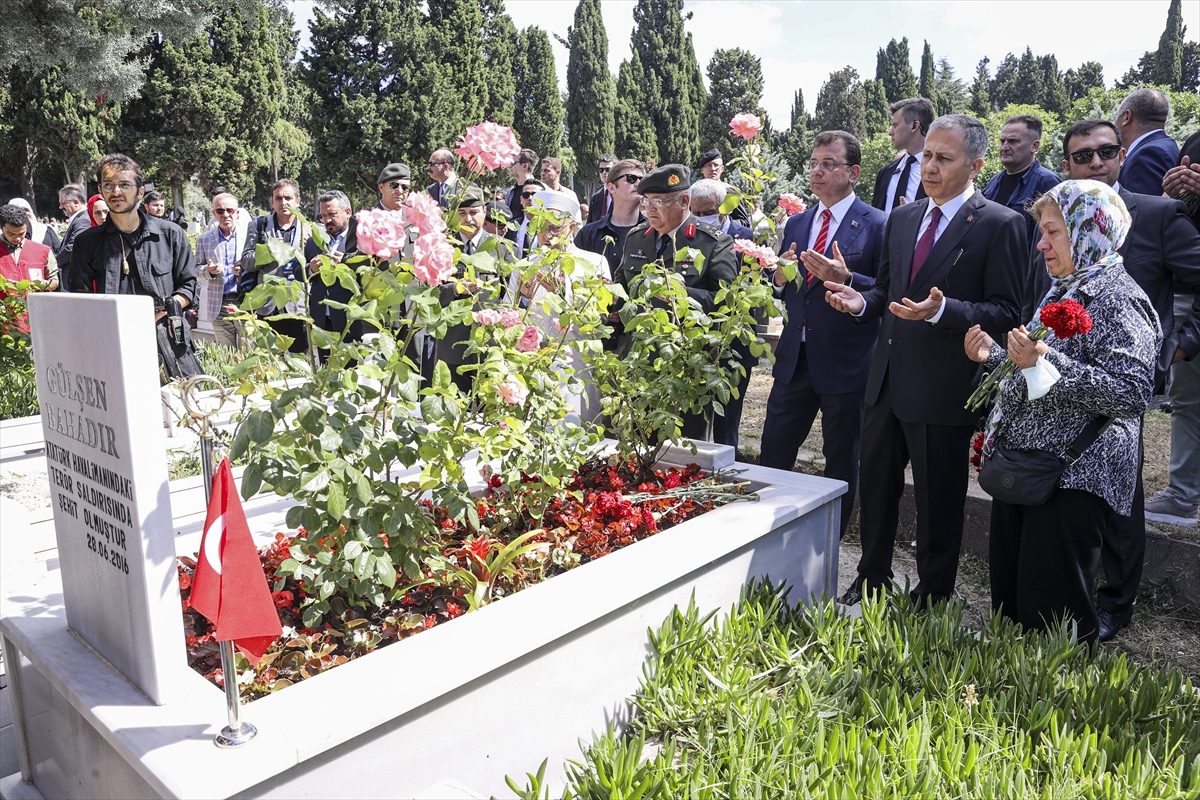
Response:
[0,203,58,333]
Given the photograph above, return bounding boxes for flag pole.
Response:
[181,375,258,748]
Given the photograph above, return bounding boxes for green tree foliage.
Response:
[857,131,897,203]
[1064,62,1105,102]
[425,0,488,149]
[700,49,766,154]
[613,53,658,164]
[565,0,616,188]
[875,38,917,103]
[814,67,866,141]
[480,0,518,127]
[774,89,810,182]
[970,57,992,116]
[630,0,704,166]
[256,1,311,196]
[513,26,564,160]
[1153,0,1184,88]
[934,57,968,115]
[0,0,205,103]
[862,79,890,138]
[1037,54,1069,116]
[121,0,282,202]
[1183,41,1200,93]
[918,41,936,103]
[301,0,428,201]
[989,53,1020,109]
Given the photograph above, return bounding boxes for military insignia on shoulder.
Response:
[695,221,722,238]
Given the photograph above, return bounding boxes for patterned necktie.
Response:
[910,205,943,284]
[808,209,832,286]
[892,155,916,211]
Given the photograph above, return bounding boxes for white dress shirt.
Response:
[806,192,858,251]
[884,151,924,213]
[921,185,974,323]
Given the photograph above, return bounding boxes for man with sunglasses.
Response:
[195,193,247,348]
[871,98,933,214]
[577,159,646,277]
[586,154,617,224]
[377,163,412,211]
[514,178,546,258]
[505,148,539,222]
[1026,119,1200,640]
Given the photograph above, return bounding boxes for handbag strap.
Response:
[1063,416,1112,464]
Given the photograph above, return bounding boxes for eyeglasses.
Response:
[1067,144,1121,165]
[214,208,237,215]
[428,160,449,167]
[387,181,410,190]
[612,174,643,185]
[807,160,849,173]
[521,191,538,199]
[640,196,682,209]
[100,181,138,193]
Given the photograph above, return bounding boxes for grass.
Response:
[509,582,1200,799]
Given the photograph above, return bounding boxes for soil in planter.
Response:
[178,460,752,700]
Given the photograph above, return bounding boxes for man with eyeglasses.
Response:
[55,183,89,290]
[761,131,887,538]
[239,178,311,354]
[1025,119,1200,640]
[615,164,739,441]
[195,193,247,348]
[426,149,461,207]
[506,148,540,222]
[981,115,1061,248]
[577,159,646,277]
[871,98,933,214]
[586,154,617,224]
[71,153,201,380]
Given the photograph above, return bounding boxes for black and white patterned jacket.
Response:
[984,265,1161,514]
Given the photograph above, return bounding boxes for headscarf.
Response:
[7,198,47,244]
[86,194,106,227]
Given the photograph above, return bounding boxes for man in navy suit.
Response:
[760,131,886,537]
[1115,88,1179,197]
[827,115,1025,607]
[304,190,360,355]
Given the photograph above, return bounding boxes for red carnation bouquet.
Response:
[965,299,1093,412]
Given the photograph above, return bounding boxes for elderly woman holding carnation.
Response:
[964,180,1160,645]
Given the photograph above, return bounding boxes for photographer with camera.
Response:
[70,153,201,382]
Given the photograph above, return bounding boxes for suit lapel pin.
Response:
[850,220,859,228]
[966,215,973,223]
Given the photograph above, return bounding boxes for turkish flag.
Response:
[190,458,282,663]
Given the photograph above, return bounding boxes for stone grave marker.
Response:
[26,294,186,704]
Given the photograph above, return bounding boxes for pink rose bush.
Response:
[355,208,408,259]
[455,122,522,174]
[474,309,502,326]
[729,113,762,141]
[496,376,529,406]
[412,232,456,286]
[733,238,778,268]
[498,308,522,329]
[777,193,807,217]
[474,308,523,329]
[516,325,542,352]
[404,192,447,236]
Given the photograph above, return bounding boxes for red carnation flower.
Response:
[1039,299,1093,339]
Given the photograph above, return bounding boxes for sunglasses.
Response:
[387,181,409,190]
[611,174,643,185]
[598,166,611,173]
[1067,144,1121,165]
[521,191,538,198]
[214,208,237,215]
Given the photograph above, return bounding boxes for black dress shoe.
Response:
[837,585,864,606]
[1098,607,1133,642]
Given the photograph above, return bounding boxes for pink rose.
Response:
[496,376,528,406]
[412,232,456,286]
[729,113,763,141]
[403,192,447,237]
[455,121,522,174]
[474,308,503,326]
[516,325,542,352]
[778,193,807,217]
[355,208,408,259]
[498,308,523,329]
[733,238,777,268]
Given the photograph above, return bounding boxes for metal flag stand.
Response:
[180,375,258,749]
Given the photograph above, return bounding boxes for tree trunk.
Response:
[18,138,38,214]
[172,181,184,213]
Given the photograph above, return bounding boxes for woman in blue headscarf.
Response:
[964,180,1161,645]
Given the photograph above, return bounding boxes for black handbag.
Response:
[978,416,1112,506]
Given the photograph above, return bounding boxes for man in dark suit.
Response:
[1115,88,1180,197]
[760,131,887,537]
[871,98,934,214]
[586,153,616,224]
[1025,119,1200,640]
[505,148,539,222]
[55,183,90,291]
[304,190,361,352]
[425,149,462,207]
[827,114,1026,607]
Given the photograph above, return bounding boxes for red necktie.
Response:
[808,209,832,286]
[910,205,943,284]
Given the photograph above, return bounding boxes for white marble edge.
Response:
[1,461,844,799]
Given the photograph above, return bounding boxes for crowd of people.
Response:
[3,85,1199,648]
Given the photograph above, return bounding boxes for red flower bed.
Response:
[180,461,742,699]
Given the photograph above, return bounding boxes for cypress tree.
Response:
[480,0,518,127]
[426,0,488,147]
[700,48,766,153]
[513,26,564,159]
[257,0,311,192]
[565,0,616,181]
[989,53,1020,108]
[814,67,866,141]
[934,57,968,114]
[876,38,917,103]
[1037,54,1069,117]
[1152,0,1184,88]
[613,53,657,163]
[969,57,992,116]
[631,0,703,166]
[862,79,890,138]
[1064,62,1104,102]
[919,41,936,104]
[777,89,811,181]
[1013,47,1044,106]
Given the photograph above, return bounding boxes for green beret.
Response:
[458,184,487,207]
[377,163,411,183]
[638,164,692,195]
[485,201,513,223]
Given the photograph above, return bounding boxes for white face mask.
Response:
[696,214,721,227]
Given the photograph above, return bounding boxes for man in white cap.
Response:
[8,199,61,250]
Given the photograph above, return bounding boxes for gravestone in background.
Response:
[26,294,186,704]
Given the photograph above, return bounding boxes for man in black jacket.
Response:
[828,115,1025,608]
[586,153,616,224]
[56,183,90,290]
[871,98,933,214]
[304,190,360,351]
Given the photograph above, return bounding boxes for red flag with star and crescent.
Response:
[190,458,281,663]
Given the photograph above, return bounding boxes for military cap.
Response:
[697,149,723,169]
[458,184,487,207]
[377,163,412,184]
[638,164,692,195]
[485,201,513,223]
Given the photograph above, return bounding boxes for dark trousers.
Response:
[267,316,308,354]
[1099,419,1145,615]
[680,361,753,449]
[856,374,973,601]
[758,346,863,537]
[990,488,1108,645]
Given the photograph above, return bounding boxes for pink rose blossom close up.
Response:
[496,376,528,406]
[455,122,522,174]
[355,208,409,259]
[403,192,447,237]
[412,232,456,286]
[516,325,543,352]
[729,113,762,141]
[474,308,503,326]
[777,193,807,217]
[733,238,778,268]
[498,308,523,329]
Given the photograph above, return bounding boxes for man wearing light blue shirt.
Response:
[195,193,247,347]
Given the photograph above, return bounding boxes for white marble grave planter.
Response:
[1,447,844,800]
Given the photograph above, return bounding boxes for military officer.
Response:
[615,164,741,440]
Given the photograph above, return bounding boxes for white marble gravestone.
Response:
[25,294,186,704]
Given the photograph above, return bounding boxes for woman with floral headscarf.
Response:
[963,180,1161,644]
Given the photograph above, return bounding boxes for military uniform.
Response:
[615,215,737,312]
